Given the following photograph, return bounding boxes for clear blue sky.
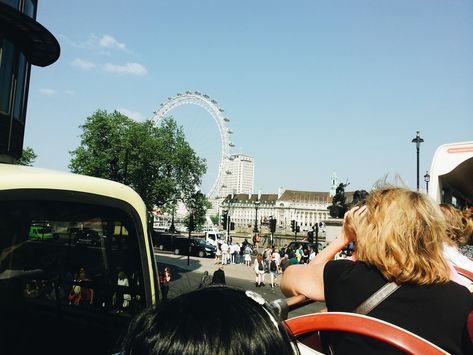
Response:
[26,0,473,195]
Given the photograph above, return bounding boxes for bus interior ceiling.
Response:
[439,157,473,207]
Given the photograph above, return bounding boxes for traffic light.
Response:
[230,222,235,230]
[221,211,228,230]
[270,218,277,233]
[291,220,296,232]
[307,230,314,243]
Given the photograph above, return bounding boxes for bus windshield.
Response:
[0,195,147,354]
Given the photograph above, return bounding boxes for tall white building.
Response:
[220,154,254,197]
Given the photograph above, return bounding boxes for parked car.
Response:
[172,237,216,258]
[152,231,176,251]
[70,227,102,246]
[153,232,216,258]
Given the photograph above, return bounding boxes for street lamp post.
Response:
[187,214,193,266]
[253,191,261,233]
[227,192,236,242]
[411,131,424,191]
[424,171,430,193]
[314,223,319,254]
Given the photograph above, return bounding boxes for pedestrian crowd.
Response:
[214,239,248,265]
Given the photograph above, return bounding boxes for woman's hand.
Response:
[281,205,368,301]
[341,205,366,244]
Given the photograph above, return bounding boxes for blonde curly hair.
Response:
[439,203,473,247]
[355,185,451,285]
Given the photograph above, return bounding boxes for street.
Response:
[155,250,326,318]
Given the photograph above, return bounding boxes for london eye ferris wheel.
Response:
[152,91,234,201]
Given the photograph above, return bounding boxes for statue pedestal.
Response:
[323,218,343,245]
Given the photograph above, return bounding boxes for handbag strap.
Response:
[354,282,400,315]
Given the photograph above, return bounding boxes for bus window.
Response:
[0,196,147,355]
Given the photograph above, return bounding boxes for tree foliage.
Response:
[69,110,132,180]
[17,147,37,166]
[69,110,208,211]
[183,191,212,232]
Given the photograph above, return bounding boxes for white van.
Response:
[205,231,226,246]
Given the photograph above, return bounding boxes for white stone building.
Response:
[221,189,332,233]
[275,190,332,231]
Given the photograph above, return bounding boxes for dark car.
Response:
[152,231,176,251]
[70,228,102,246]
[172,237,216,258]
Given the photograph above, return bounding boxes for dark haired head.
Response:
[121,285,299,355]
[352,189,369,206]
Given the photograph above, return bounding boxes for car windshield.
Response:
[193,238,207,246]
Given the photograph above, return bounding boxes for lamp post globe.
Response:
[424,171,430,193]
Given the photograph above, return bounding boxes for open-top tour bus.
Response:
[1,142,472,355]
[428,141,473,207]
[0,163,160,355]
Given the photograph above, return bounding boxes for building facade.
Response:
[0,0,60,163]
[221,189,332,234]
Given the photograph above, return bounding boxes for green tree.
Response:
[69,110,133,181]
[69,110,208,212]
[183,191,212,232]
[209,215,219,226]
[17,147,37,166]
[151,117,207,228]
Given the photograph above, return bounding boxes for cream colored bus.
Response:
[0,163,160,355]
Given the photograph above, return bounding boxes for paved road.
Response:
[155,250,326,318]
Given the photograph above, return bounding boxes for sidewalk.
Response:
[156,251,257,278]
[155,251,325,317]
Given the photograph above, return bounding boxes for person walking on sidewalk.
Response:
[159,266,171,302]
[269,255,278,288]
[244,245,252,267]
[215,244,222,264]
[254,253,265,287]
[221,240,229,265]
